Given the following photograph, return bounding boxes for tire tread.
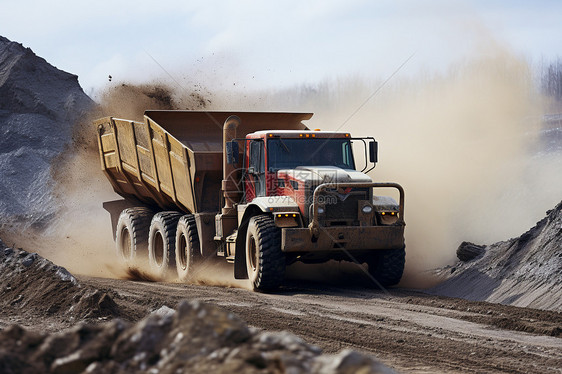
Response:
[148,211,183,277]
[176,214,200,281]
[368,247,406,287]
[116,207,153,261]
[250,215,285,291]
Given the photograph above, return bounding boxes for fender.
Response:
[233,196,300,279]
[372,195,399,211]
[242,196,300,213]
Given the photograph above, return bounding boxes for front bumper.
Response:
[281,224,405,252]
[282,182,405,253]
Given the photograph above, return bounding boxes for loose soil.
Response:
[68,276,562,373]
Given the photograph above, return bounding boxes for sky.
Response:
[1,0,561,98]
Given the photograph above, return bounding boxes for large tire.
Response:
[367,247,406,287]
[175,214,201,282]
[115,207,153,264]
[245,215,285,291]
[148,211,182,279]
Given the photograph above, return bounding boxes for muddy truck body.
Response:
[95,111,405,290]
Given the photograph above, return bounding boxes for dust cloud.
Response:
[292,51,560,287]
[96,82,210,121]
[28,83,211,278]
[38,134,122,278]
[188,261,252,290]
[212,46,560,287]
[41,83,253,289]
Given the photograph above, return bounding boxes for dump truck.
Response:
[95,111,405,291]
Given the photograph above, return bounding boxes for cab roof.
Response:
[248,130,351,139]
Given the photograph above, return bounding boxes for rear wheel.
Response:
[367,247,405,287]
[148,211,182,279]
[115,207,152,264]
[175,215,201,281]
[245,215,285,291]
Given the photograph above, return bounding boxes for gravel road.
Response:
[81,274,562,373]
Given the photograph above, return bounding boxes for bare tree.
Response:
[541,58,562,101]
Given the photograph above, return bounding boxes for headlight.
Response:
[362,205,373,214]
[381,211,397,216]
[379,211,399,225]
[274,212,300,228]
[317,207,325,214]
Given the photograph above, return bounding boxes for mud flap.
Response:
[103,198,147,240]
[234,220,249,279]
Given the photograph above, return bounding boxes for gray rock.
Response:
[151,305,176,318]
[3,247,14,258]
[456,241,486,262]
[314,349,396,374]
[54,267,78,285]
[21,252,38,267]
[256,330,321,354]
[0,298,395,374]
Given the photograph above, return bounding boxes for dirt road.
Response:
[82,273,562,374]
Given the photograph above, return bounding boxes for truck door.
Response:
[248,140,266,198]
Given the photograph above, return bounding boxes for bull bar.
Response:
[281,182,405,253]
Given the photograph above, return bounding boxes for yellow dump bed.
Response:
[95,111,312,213]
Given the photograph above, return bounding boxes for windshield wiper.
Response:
[279,138,290,153]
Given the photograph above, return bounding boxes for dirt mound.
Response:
[0,300,393,374]
[430,200,562,311]
[0,241,394,373]
[0,35,93,231]
[0,244,120,325]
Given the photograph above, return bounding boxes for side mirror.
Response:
[369,141,378,164]
[226,140,239,165]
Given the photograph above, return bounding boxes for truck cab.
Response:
[230,129,405,291]
[244,131,357,200]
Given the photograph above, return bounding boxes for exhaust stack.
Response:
[222,115,241,216]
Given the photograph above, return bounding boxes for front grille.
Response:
[318,188,369,226]
[325,195,360,219]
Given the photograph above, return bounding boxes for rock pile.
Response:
[0,300,394,374]
[431,200,562,311]
[0,35,93,230]
[0,242,393,373]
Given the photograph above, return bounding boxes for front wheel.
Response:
[245,215,285,291]
[367,247,406,287]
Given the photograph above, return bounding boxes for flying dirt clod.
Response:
[94,111,406,291]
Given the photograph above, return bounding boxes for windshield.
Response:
[267,138,355,171]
